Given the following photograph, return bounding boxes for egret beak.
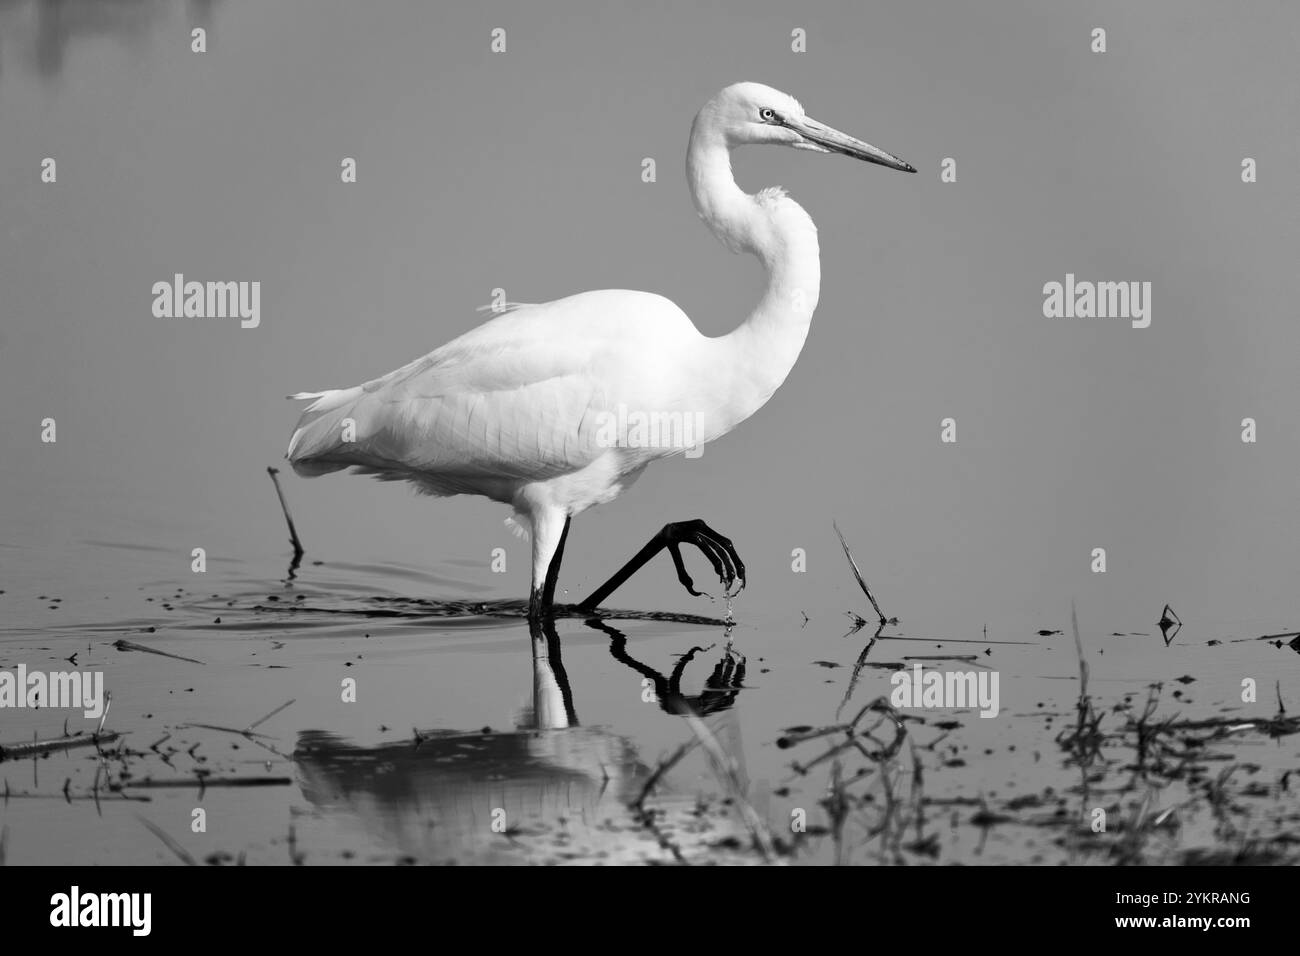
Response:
[785,116,916,173]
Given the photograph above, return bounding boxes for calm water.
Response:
[1,0,1298,864]
[2,533,1296,865]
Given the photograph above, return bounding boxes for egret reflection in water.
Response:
[293,617,756,864]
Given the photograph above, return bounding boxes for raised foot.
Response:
[576,517,747,613]
[661,518,746,599]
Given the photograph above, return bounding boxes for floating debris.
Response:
[119,776,292,790]
[112,639,204,665]
[1158,604,1182,646]
[137,816,197,866]
[0,731,121,763]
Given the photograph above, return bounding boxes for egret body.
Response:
[286,82,914,619]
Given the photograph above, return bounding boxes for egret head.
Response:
[701,81,916,173]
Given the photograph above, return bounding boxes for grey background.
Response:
[2,0,1298,638]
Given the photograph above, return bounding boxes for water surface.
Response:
[1,0,1298,864]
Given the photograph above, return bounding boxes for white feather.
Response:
[282,81,897,599]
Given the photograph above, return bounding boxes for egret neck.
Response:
[687,123,822,440]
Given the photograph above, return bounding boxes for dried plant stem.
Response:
[267,466,305,559]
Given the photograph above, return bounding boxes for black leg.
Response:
[586,617,746,717]
[541,516,571,608]
[528,516,571,622]
[577,518,746,613]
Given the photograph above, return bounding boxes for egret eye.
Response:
[759,108,777,122]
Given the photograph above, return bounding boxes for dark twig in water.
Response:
[120,776,292,790]
[1070,601,1089,699]
[870,757,903,863]
[0,790,149,804]
[1058,602,1104,769]
[878,634,1033,645]
[112,639,204,665]
[180,722,274,741]
[0,731,122,762]
[780,695,931,863]
[681,711,778,863]
[907,739,927,848]
[833,522,894,625]
[267,466,305,560]
[835,626,882,720]
[632,739,698,814]
[825,759,850,865]
[792,735,861,775]
[174,699,292,745]
[96,692,112,735]
[246,698,296,733]
[137,815,197,866]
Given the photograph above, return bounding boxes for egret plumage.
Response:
[286,81,915,619]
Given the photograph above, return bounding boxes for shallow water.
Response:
[1,537,1297,865]
[2,0,1298,864]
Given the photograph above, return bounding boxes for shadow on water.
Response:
[293,616,760,865]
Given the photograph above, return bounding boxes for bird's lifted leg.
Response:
[527,514,571,622]
[577,519,746,613]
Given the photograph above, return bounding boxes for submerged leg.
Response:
[577,518,746,613]
[527,613,577,728]
[541,516,570,609]
[527,512,571,621]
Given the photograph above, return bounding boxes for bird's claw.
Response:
[662,519,747,601]
[709,649,746,687]
[667,542,708,597]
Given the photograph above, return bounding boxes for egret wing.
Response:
[286,303,616,494]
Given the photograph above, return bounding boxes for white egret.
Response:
[286,81,915,619]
